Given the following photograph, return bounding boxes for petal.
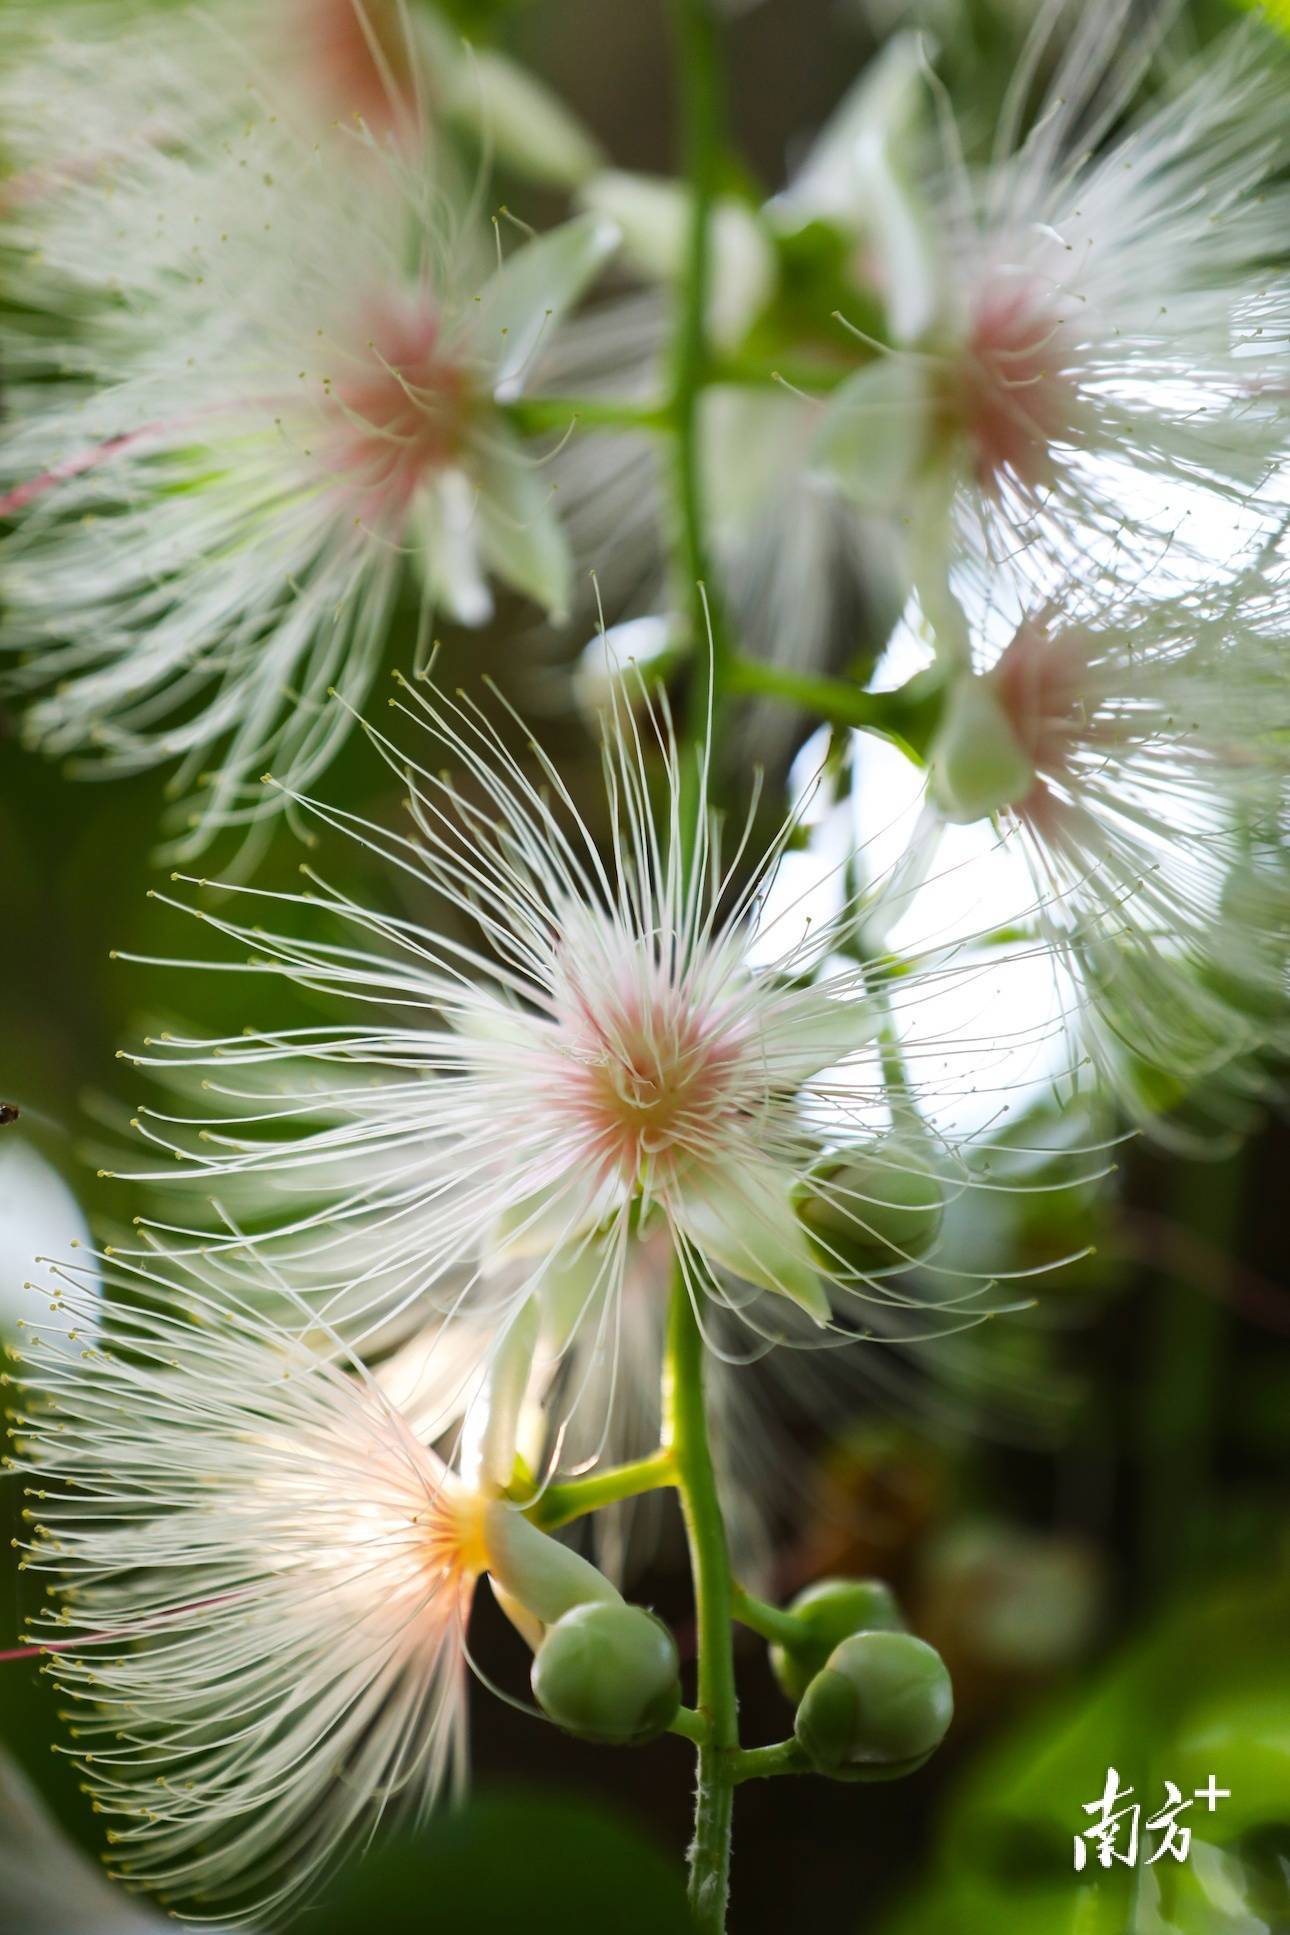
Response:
[810,357,934,512]
[0,1139,98,1356]
[701,385,814,530]
[579,170,775,346]
[675,1163,831,1324]
[409,470,493,625]
[761,989,881,1085]
[539,1241,614,1358]
[462,1296,540,1491]
[475,212,621,401]
[474,425,574,619]
[448,50,603,189]
[484,1178,603,1267]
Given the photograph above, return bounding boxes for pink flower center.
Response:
[550,971,752,1191]
[954,282,1076,495]
[321,303,472,523]
[991,619,1097,825]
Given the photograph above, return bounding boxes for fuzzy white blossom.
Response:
[573,9,1290,734]
[0,10,615,855]
[925,569,1290,1128]
[104,668,1091,1498]
[809,6,1290,623]
[9,1250,620,1924]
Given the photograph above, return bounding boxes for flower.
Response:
[9,1247,626,1924]
[0,12,616,856]
[926,571,1290,1128]
[0,0,599,224]
[110,666,1081,1455]
[810,8,1290,622]
[571,11,1290,736]
[10,1259,481,1921]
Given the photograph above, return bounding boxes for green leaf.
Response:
[307,1789,695,1934]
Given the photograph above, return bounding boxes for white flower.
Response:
[111,670,1081,1430]
[810,9,1290,620]
[572,12,1290,724]
[9,1250,630,1925]
[926,572,1290,1127]
[0,0,599,228]
[11,1262,480,1921]
[0,17,616,856]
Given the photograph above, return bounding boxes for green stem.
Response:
[726,656,944,756]
[731,1739,810,1784]
[667,0,732,751]
[668,1704,709,1747]
[729,1583,804,1650]
[664,1267,739,1934]
[503,395,671,436]
[524,1449,676,1531]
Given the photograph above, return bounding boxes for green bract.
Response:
[928,675,1035,827]
[531,1603,682,1746]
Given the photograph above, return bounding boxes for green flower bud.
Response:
[794,1631,952,1777]
[531,1602,681,1745]
[929,674,1034,825]
[770,1577,905,1704]
[799,1137,944,1276]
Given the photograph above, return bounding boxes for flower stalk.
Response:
[668,0,732,749]
[664,1263,740,1933]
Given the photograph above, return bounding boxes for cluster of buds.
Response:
[772,1578,953,1778]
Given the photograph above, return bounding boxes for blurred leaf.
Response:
[877,1579,1290,1934]
[308,1788,694,1934]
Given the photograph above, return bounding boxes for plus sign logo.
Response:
[1074,1771,1232,1872]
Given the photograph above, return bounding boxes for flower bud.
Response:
[799,1137,943,1276]
[531,1602,681,1745]
[794,1631,952,1777]
[770,1577,905,1704]
[929,674,1035,825]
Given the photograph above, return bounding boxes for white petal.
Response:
[0,1749,165,1935]
[763,989,881,1084]
[675,1164,831,1323]
[484,1180,601,1266]
[810,357,933,512]
[475,426,574,619]
[701,385,816,531]
[449,50,603,189]
[462,1296,540,1491]
[410,470,493,625]
[580,170,775,346]
[476,213,620,401]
